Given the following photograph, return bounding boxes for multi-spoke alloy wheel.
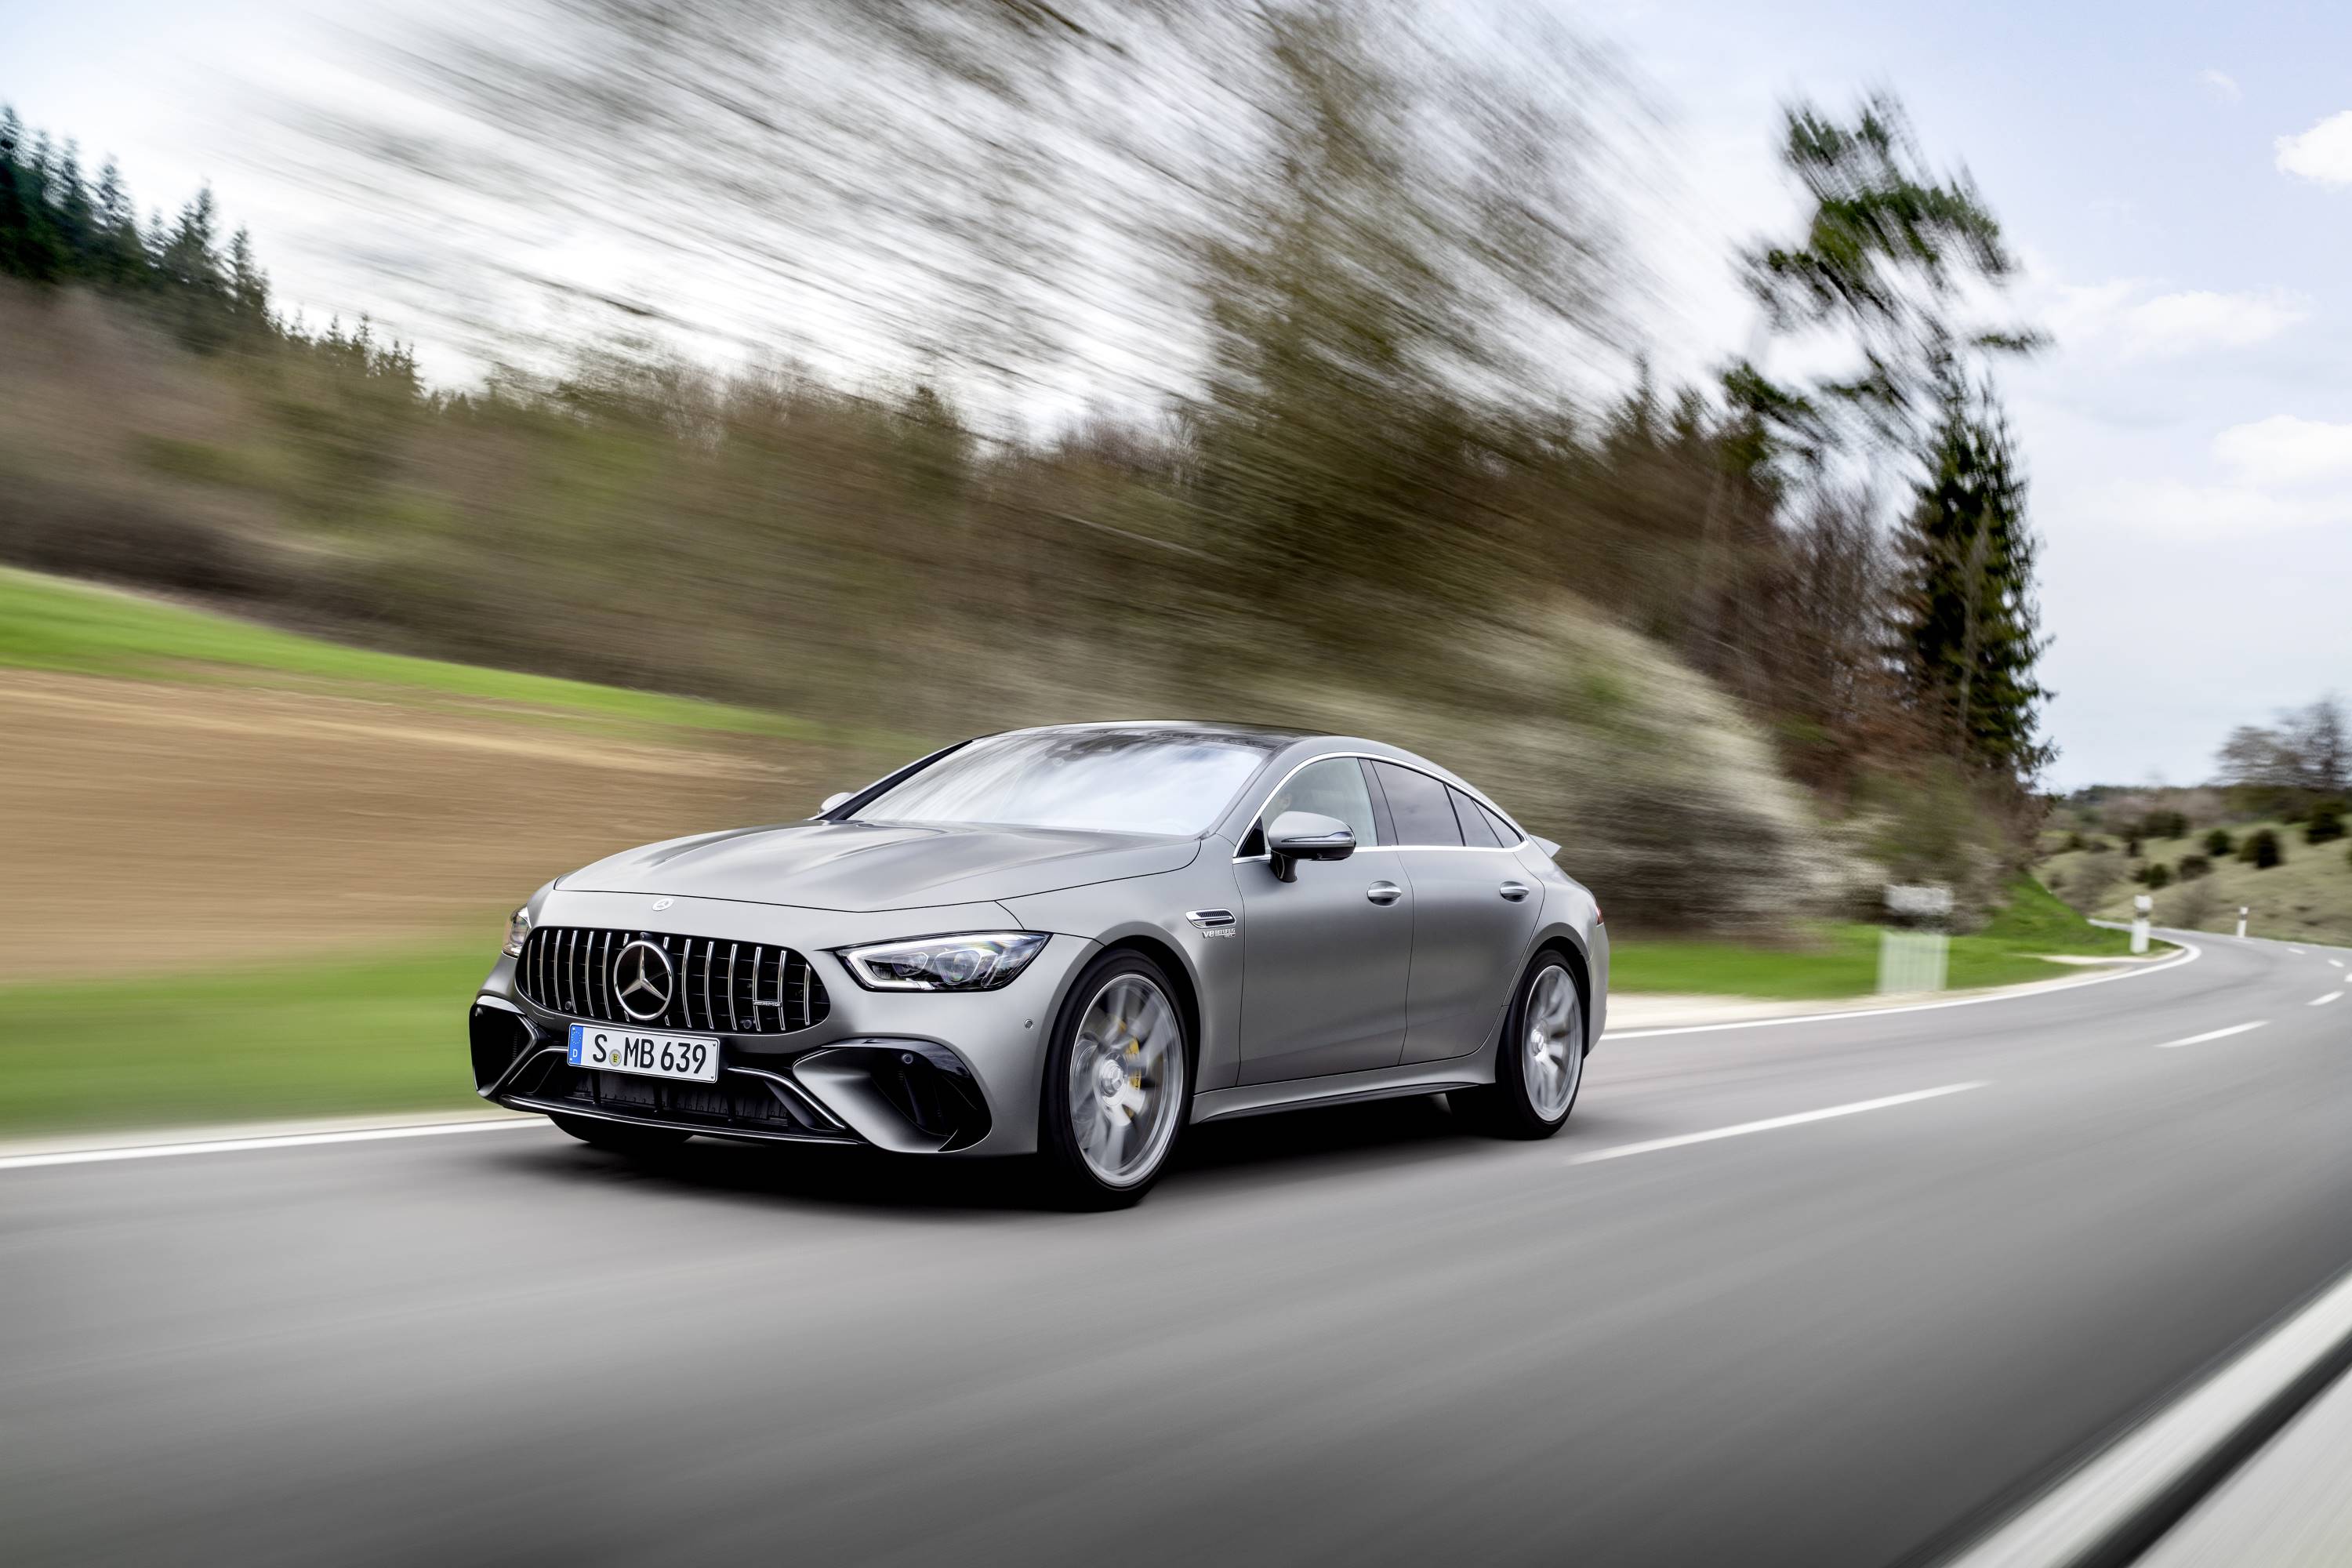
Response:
[1522,964,1583,1120]
[1458,953,1584,1138]
[1041,953,1189,1207]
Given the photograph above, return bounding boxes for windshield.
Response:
[855,728,1280,836]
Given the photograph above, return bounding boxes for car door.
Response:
[1236,757,1414,1084]
[1367,761,1541,1065]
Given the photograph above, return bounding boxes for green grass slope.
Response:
[0,567,811,739]
[2041,824,2352,946]
[0,942,489,1134]
[1610,877,2145,1000]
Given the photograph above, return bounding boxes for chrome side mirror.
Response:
[1265,810,1356,883]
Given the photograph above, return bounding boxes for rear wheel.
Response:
[1037,952,1191,1209]
[550,1113,692,1156]
[1458,953,1584,1138]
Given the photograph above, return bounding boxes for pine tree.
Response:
[158,187,231,348]
[51,139,93,269]
[227,226,270,328]
[1893,376,2053,782]
[159,187,224,294]
[90,159,147,288]
[0,107,67,281]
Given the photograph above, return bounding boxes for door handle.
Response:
[1366,881,1403,906]
[1499,880,1530,902]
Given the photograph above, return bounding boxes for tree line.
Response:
[2216,696,2349,814]
[1,5,2059,915]
[0,107,417,387]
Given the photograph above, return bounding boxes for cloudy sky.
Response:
[13,0,2351,789]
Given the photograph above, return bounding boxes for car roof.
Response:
[1004,719,1316,745]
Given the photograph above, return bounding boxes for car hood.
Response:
[560,820,1201,913]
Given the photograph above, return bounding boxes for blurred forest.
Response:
[0,2,2055,932]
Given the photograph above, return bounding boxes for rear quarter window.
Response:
[1449,786,1502,847]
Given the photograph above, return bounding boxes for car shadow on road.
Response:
[486,1093,1495,1217]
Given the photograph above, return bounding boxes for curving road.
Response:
[6,932,2352,1566]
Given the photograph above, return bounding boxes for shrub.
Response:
[2063,830,2086,852]
[2307,801,2346,844]
[2171,878,2217,930]
[2204,828,2235,857]
[2067,852,2122,913]
[2130,864,2150,884]
[2146,810,2188,840]
[2144,862,2174,890]
[2125,836,2142,858]
[2178,854,2211,880]
[2242,829,2284,869]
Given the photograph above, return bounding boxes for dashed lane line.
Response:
[1567,1082,1988,1166]
[2156,1022,2267,1049]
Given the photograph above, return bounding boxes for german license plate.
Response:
[567,1023,720,1083]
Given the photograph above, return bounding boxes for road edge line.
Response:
[0,1116,547,1173]
[1936,1262,2352,1568]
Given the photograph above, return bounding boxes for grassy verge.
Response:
[1610,877,2152,1000]
[0,567,812,739]
[0,941,488,1135]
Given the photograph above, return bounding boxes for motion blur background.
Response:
[3,0,2348,1135]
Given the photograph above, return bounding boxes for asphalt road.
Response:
[8,931,2352,1567]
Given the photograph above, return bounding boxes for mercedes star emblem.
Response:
[651,897,673,911]
[612,938,676,1022]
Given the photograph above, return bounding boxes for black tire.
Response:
[1457,952,1585,1139]
[1036,949,1193,1210]
[550,1113,692,1156]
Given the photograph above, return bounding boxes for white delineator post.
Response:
[1880,884,1953,995]
[2132,894,2152,956]
[2238,906,2249,940]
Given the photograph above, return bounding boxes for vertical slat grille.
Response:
[515,926,829,1034]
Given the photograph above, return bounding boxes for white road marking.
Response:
[1944,1262,2352,1567]
[2332,959,2344,969]
[2312,992,2343,1007]
[2155,1022,2267,1049]
[2291,947,2308,956]
[1566,1082,1988,1166]
[1606,940,2201,1042]
[0,1117,546,1174]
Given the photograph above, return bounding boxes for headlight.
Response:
[503,906,532,959]
[837,931,1049,992]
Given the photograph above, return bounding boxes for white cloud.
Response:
[2198,70,2241,105]
[2079,417,2352,539]
[2040,278,2307,360]
[2121,289,2307,355]
[2214,415,2352,486]
[2277,111,2352,185]
[2082,476,2339,537]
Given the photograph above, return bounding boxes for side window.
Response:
[1479,800,1522,846]
[1260,757,1381,848]
[1450,786,1501,847]
[1370,761,1463,847]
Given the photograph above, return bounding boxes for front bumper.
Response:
[470,890,1097,1156]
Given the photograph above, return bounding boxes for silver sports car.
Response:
[469,722,1608,1206]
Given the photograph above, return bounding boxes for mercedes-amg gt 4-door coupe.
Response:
[469,722,1608,1206]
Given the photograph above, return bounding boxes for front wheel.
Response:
[1037,951,1191,1209]
[551,1113,692,1156]
[1457,954,1585,1138]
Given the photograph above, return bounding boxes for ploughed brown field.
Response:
[1,671,853,982]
